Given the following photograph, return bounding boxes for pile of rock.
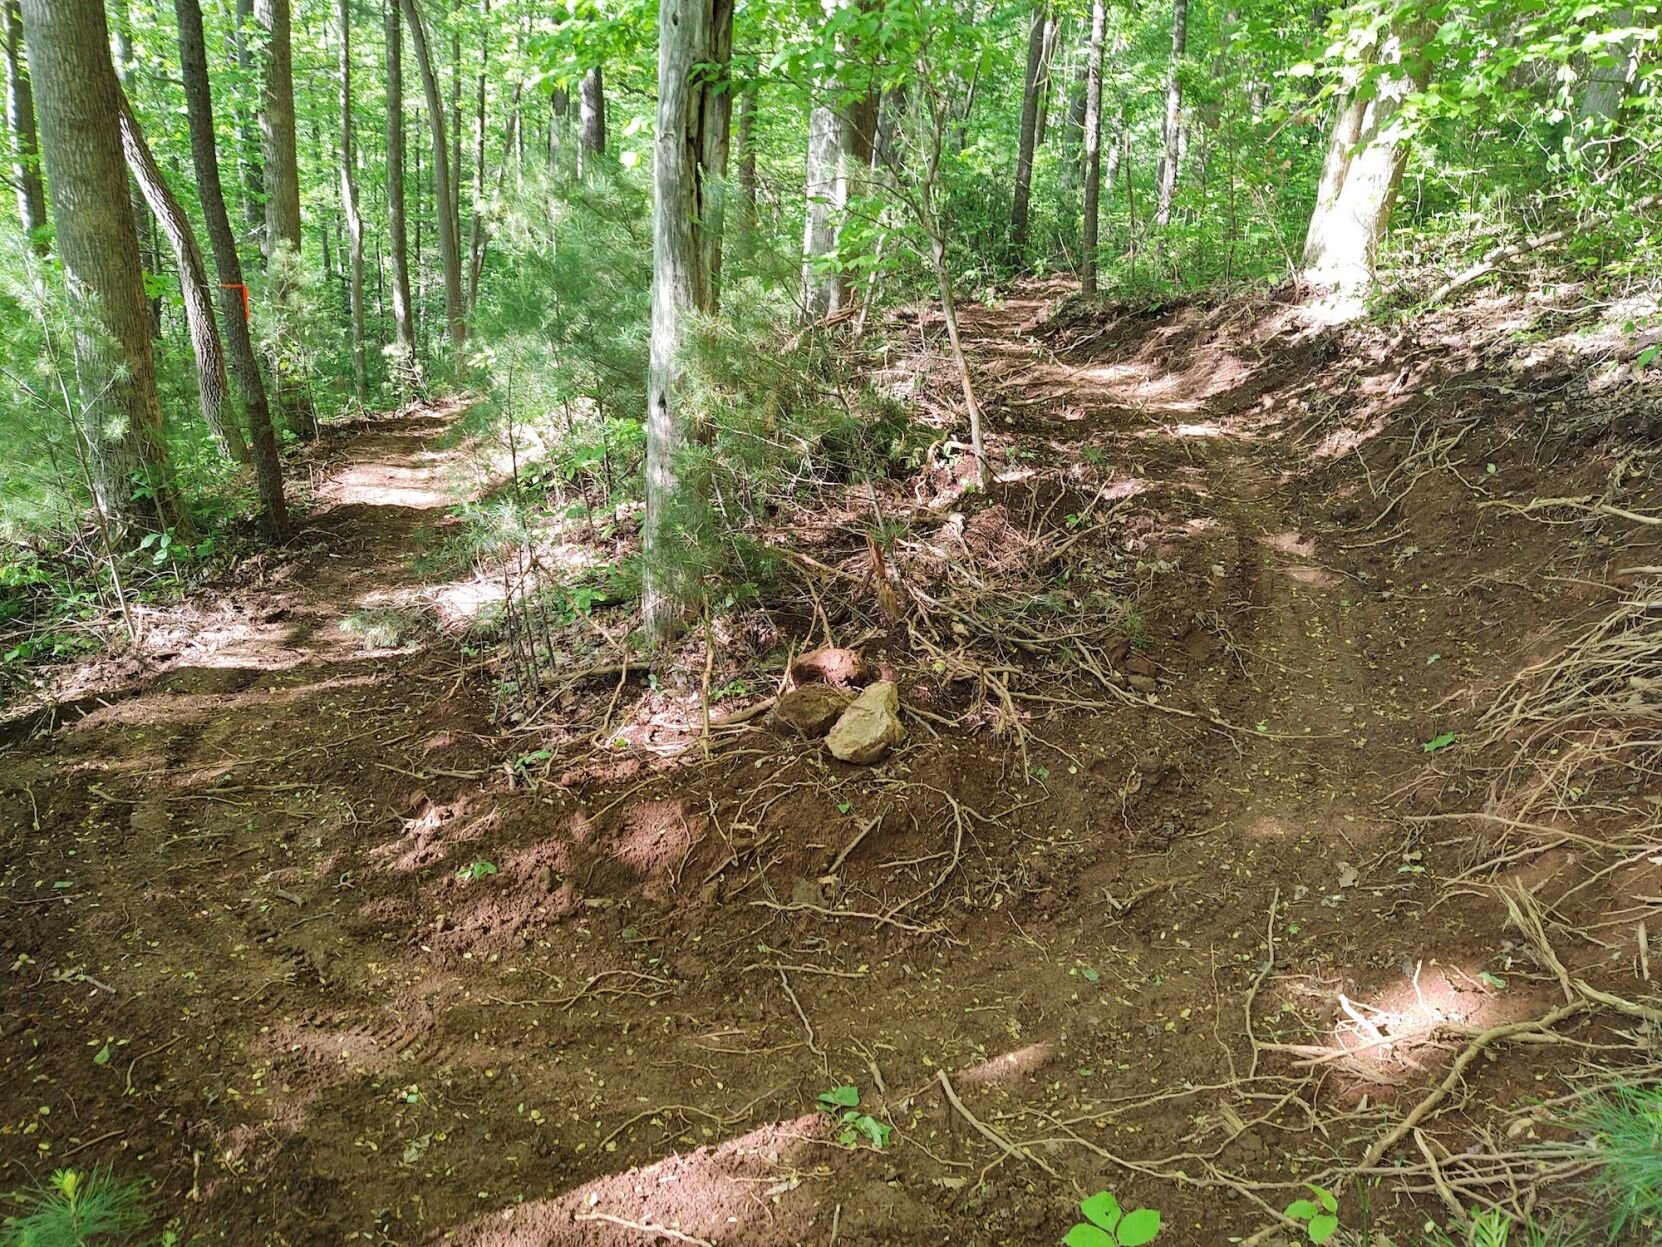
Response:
[769,646,905,764]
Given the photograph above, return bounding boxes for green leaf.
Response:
[1637,343,1661,370]
[1284,1200,1320,1220]
[93,1043,112,1066]
[1310,1185,1337,1214]
[1479,971,1507,989]
[817,1085,860,1109]
[1063,1226,1116,1247]
[1080,1191,1121,1231]
[1421,731,1458,753]
[1308,1212,1339,1243]
[1116,1208,1162,1245]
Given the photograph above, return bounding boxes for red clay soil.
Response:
[3,288,1661,1247]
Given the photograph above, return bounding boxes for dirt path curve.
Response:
[1,403,503,1236]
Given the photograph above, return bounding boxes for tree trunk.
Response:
[400,0,466,347]
[116,89,249,465]
[643,0,736,644]
[735,84,757,221]
[385,0,417,371]
[1573,6,1645,168]
[1080,0,1106,294]
[466,0,488,309]
[340,0,367,398]
[22,0,178,535]
[1301,23,1426,290]
[253,0,314,436]
[699,0,735,308]
[1155,0,1187,227]
[109,0,162,339]
[234,0,266,237]
[579,64,606,159]
[1009,3,1048,253]
[2,0,46,250]
[254,0,302,266]
[802,0,859,318]
[1032,11,1061,149]
[174,0,289,539]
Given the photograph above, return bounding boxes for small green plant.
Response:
[1420,1206,1588,1247]
[815,1086,891,1149]
[1583,1083,1662,1238]
[1063,1190,1161,1246]
[1283,1183,1339,1244]
[0,1167,148,1246]
[456,860,498,882]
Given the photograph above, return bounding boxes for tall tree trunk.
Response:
[1573,6,1645,169]
[466,0,488,308]
[254,0,302,267]
[116,88,249,465]
[385,0,417,371]
[1301,23,1426,290]
[22,0,177,534]
[400,0,466,347]
[234,0,266,237]
[579,64,606,160]
[340,0,367,397]
[1155,0,1188,227]
[2,0,46,250]
[699,0,734,308]
[1080,0,1106,295]
[802,0,858,318]
[174,0,289,538]
[735,84,757,222]
[109,0,161,339]
[254,0,314,436]
[643,0,736,644]
[1010,3,1049,253]
[1032,11,1061,148]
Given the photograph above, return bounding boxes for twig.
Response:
[935,1070,1058,1178]
[573,1212,714,1246]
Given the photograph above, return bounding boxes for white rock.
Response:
[826,680,905,764]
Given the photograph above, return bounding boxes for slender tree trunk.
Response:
[699,0,735,308]
[1010,3,1049,253]
[340,0,367,397]
[2,0,46,250]
[175,0,288,538]
[116,89,249,465]
[579,64,606,160]
[385,0,417,371]
[1033,11,1061,148]
[643,0,736,644]
[109,0,162,339]
[234,0,266,238]
[254,0,314,436]
[466,0,488,308]
[802,0,858,318]
[1301,23,1426,289]
[254,0,302,267]
[735,84,757,221]
[22,0,178,535]
[1155,0,1188,227]
[1080,0,1106,294]
[400,0,466,346]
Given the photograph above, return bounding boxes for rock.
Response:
[771,684,853,738]
[789,646,871,689]
[826,680,906,764]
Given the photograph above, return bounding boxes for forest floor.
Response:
[4,282,1662,1247]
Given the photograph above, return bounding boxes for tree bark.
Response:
[1009,3,1049,253]
[1301,23,1427,289]
[1080,0,1106,294]
[643,0,736,644]
[234,0,266,237]
[385,0,417,371]
[254,0,302,266]
[174,0,289,538]
[466,0,488,309]
[340,0,367,397]
[735,84,757,221]
[400,0,466,347]
[2,0,46,250]
[116,89,250,465]
[579,64,606,159]
[699,0,735,308]
[22,0,178,534]
[1155,0,1188,227]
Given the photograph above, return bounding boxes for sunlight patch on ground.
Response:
[957,1041,1057,1087]
[449,1114,826,1246]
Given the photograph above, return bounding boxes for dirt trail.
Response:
[2,296,1651,1245]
